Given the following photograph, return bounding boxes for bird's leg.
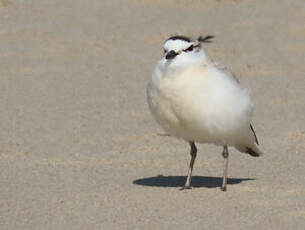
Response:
[181,142,197,190]
[221,145,229,191]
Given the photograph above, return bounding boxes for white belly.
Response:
[147,65,253,145]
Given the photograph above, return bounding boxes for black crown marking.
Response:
[166,35,192,43]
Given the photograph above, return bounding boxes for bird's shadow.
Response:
[133,175,255,188]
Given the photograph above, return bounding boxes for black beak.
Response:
[165,50,178,60]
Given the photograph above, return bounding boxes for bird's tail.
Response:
[235,124,264,157]
[235,144,264,157]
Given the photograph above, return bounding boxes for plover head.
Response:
[162,35,214,67]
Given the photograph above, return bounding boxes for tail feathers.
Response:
[246,146,263,157]
[235,144,264,157]
[235,124,263,157]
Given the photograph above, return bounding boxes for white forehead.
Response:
[163,39,193,52]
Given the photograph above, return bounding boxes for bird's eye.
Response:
[185,45,193,52]
[164,49,167,54]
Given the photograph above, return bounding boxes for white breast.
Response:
[147,62,253,146]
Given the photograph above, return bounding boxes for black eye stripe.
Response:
[163,43,200,57]
[184,45,194,52]
[187,45,193,51]
[183,44,201,52]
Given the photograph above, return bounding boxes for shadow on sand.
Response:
[133,175,255,188]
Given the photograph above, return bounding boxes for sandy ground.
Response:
[0,0,305,229]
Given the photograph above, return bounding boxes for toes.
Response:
[180,186,192,190]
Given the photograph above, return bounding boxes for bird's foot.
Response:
[180,185,192,191]
[220,186,227,192]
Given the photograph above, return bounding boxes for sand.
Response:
[0,0,305,229]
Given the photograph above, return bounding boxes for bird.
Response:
[146,35,263,191]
